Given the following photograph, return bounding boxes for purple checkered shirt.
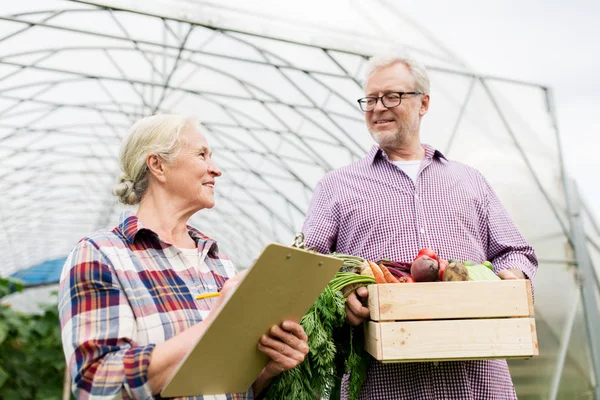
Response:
[302,144,538,400]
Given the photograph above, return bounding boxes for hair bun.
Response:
[113,174,140,205]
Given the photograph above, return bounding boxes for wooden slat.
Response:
[365,317,539,362]
[525,280,534,316]
[364,319,383,360]
[368,280,534,321]
[368,284,381,321]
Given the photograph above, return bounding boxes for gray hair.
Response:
[363,54,431,94]
[113,114,198,205]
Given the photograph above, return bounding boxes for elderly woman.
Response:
[58,115,308,399]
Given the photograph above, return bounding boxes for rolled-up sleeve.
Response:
[483,179,538,284]
[58,239,155,400]
[302,179,339,254]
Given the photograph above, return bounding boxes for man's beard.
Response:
[370,123,412,149]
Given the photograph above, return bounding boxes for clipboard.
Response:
[160,243,343,397]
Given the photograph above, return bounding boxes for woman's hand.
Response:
[252,321,309,395]
[148,270,248,394]
[204,271,247,321]
[218,271,245,298]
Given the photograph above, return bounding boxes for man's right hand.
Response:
[345,286,370,326]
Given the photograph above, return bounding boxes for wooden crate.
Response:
[365,280,539,363]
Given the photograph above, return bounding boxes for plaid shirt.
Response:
[302,145,538,400]
[58,212,253,400]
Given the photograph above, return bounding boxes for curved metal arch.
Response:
[187,210,269,264]
[207,127,316,190]
[207,131,308,216]
[0,58,362,152]
[197,147,297,235]
[0,173,110,209]
[0,46,365,170]
[0,17,357,81]
[0,159,115,193]
[0,13,368,155]
[215,30,365,142]
[5,198,114,224]
[0,181,106,205]
[480,80,571,241]
[0,95,149,118]
[204,190,284,245]
[0,123,123,146]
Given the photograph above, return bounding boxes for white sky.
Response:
[401,0,600,220]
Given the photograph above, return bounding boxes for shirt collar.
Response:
[117,211,218,251]
[366,143,448,164]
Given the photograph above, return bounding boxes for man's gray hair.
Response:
[363,54,431,95]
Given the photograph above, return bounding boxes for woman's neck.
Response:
[136,190,197,248]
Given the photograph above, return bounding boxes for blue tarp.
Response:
[9,257,67,287]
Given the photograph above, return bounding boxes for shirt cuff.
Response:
[123,344,156,399]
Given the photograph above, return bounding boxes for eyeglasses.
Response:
[357,91,423,112]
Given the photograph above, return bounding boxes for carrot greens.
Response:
[264,249,375,400]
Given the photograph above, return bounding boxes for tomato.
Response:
[415,248,438,261]
[438,258,448,280]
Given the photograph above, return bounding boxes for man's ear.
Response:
[146,153,167,183]
[419,94,430,117]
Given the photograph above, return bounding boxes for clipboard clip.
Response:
[291,232,306,248]
[291,233,317,253]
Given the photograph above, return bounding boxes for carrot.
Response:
[379,264,399,283]
[367,260,386,284]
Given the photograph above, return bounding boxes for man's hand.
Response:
[258,321,308,377]
[252,321,308,395]
[345,286,370,326]
[498,268,526,280]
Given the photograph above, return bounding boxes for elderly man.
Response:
[302,55,537,399]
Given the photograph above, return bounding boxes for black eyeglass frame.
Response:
[357,91,423,112]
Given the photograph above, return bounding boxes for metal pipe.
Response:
[549,287,581,399]
[567,179,600,400]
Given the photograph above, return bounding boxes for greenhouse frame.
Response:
[0,1,599,398]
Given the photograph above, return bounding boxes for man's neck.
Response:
[382,142,425,162]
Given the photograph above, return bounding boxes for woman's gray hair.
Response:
[113,114,198,205]
[363,54,431,95]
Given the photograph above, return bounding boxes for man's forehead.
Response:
[365,81,413,94]
[365,71,414,94]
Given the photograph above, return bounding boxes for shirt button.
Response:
[419,228,425,234]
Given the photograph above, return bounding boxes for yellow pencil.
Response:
[195,292,221,300]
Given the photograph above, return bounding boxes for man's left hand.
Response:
[258,321,309,378]
[498,268,526,280]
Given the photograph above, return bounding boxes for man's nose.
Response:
[373,97,387,112]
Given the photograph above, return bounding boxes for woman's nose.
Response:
[209,161,222,177]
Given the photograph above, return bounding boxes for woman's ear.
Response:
[146,153,167,183]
